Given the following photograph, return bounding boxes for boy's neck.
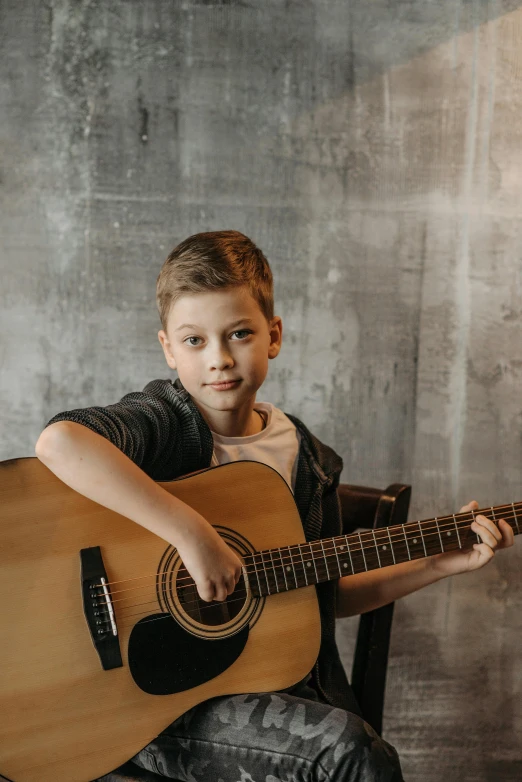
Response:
[191,398,266,438]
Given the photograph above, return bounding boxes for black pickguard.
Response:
[128,614,249,695]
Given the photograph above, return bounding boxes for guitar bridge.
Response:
[80,546,123,670]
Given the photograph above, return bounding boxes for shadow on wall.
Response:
[252,0,522,99]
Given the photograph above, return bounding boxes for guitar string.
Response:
[94,508,518,599]
[104,507,510,611]
[98,514,518,612]
[110,498,509,634]
[95,509,519,603]
[94,499,520,596]
[109,514,513,624]
[105,530,517,631]
[93,511,519,626]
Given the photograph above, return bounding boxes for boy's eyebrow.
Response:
[175,318,255,332]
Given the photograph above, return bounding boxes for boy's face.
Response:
[158,285,282,420]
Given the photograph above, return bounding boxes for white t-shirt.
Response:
[209,401,301,494]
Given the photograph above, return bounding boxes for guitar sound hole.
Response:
[176,566,248,626]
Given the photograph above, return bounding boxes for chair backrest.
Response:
[337,482,412,735]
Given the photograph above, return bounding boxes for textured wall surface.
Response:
[2,1,522,779]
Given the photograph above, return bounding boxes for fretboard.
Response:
[244,501,521,598]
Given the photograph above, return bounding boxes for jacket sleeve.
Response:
[43,382,183,478]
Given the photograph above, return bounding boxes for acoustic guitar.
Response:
[0,456,519,782]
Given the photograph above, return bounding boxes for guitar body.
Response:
[0,457,320,782]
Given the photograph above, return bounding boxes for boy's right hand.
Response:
[174,516,244,603]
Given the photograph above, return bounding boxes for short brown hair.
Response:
[156,230,274,332]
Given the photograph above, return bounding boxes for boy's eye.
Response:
[183,330,252,347]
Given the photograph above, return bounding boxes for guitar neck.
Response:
[244,501,522,597]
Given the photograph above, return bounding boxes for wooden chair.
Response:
[95,480,412,782]
[338,481,411,736]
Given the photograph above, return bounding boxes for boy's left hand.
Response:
[430,500,515,577]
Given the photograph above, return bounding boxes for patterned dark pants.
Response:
[100,677,404,782]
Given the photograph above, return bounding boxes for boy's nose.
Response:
[209,351,234,371]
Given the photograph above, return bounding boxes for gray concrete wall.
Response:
[2,1,521,779]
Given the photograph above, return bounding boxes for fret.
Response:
[264,552,274,594]
[417,520,428,558]
[418,519,435,556]
[337,540,352,575]
[309,542,320,583]
[332,538,342,578]
[357,531,368,571]
[241,563,250,592]
[250,552,264,597]
[344,535,363,574]
[416,521,426,557]
[434,517,444,552]
[511,502,520,534]
[259,552,270,595]
[278,547,290,591]
[278,548,289,590]
[262,549,278,594]
[344,536,355,574]
[308,542,321,581]
[283,545,297,590]
[268,548,281,592]
[439,527,455,551]
[258,550,272,595]
[372,530,395,567]
[287,545,300,588]
[453,514,462,548]
[358,530,379,571]
[387,527,396,564]
[470,508,481,545]
[319,540,331,580]
[372,530,382,568]
[277,548,292,592]
[303,542,317,583]
[402,526,412,560]
[405,523,423,558]
[297,543,309,586]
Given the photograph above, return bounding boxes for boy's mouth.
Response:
[208,380,241,390]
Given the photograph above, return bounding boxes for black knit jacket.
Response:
[45,376,362,715]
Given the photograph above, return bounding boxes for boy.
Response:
[35,230,513,782]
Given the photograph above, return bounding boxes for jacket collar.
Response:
[285,413,342,489]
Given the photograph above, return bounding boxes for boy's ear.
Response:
[158,330,177,370]
[268,316,283,360]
